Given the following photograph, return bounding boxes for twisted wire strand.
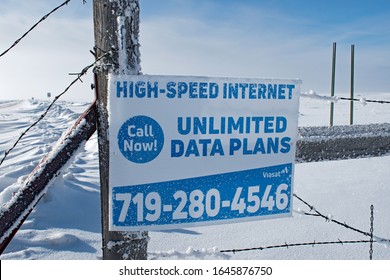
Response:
[220,239,373,254]
[0,50,111,167]
[0,1,72,59]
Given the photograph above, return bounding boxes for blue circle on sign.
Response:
[117,115,164,164]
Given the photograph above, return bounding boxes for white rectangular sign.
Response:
[108,75,301,231]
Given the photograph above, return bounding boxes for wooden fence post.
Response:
[93,0,148,260]
[0,102,97,255]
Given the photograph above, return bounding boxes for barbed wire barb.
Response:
[0,1,71,59]
[294,193,371,237]
[339,96,390,104]
[0,50,112,167]
[219,239,373,254]
[294,193,390,246]
[301,91,390,105]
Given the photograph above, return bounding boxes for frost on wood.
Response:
[0,103,96,253]
[105,231,149,260]
[94,0,147,260]
[116,0,141,75]
[96,0,141,75]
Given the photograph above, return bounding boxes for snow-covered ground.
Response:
[1,93,390,260]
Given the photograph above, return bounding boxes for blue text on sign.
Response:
[115,81,295,100]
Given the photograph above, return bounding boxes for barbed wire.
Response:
[301,91,390,105]
[150,192,388,259]
[220,239,373,254]
[1,0,388,260]
[0,50,112,167]
[0,0,73,59]
[294,193,390,246]
[293,193,373,238]
[149,238,372,259]
[216,194,389,258]
[339,96,390,104]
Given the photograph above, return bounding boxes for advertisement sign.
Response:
[108,75,301,230]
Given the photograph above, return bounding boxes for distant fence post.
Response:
[330,42,336,127]
[350,44,355,125]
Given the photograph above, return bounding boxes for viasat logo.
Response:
[117,115,164,163]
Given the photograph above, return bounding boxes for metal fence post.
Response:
[350,44,355,125]
[330,42,337,127]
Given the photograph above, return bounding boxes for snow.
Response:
[1,93,390,260]
[300,90,339,103]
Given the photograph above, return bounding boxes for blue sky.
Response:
[1,0,390,101]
